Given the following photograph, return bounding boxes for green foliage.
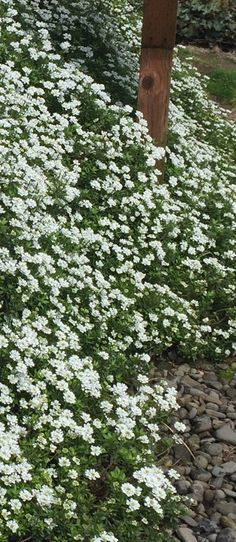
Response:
[207,68,236,108]
[0,0,236,541]
[177,0,236,49]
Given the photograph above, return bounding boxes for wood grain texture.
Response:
[138,48,173,147]
[142,0,178,49]
[138,0,178,150]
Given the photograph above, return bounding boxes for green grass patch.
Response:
[207,68,236,109]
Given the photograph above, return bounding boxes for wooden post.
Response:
[138,0,178,150]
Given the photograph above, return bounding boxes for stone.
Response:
[227,388,236,399]
[179,407,189,419]
[197,404,206,415]
[205,380,223,391]
[209,536,217,542]
[180,395,193,407]
[212,419,225,430]
[216,529,236,542]
[182,375,204,390]
[189,407,198,419]
[206,402,220,410]
[188,434,200,450]
[197,518,218,535]
[194,416,212,433]
[177,527,198,542]
[194,455,209,469]
[176,364,190,376]
[221,461,236,475]
[204,489,215,504]
[206,409,226,418]
[215,424,236,445]
[197,503,205,515]
[183,516,198,528]
[191,481,205,502]
[204,442,223,456]
[216,502,236,515]
[191,467,211,482]
[211,512,221,525]
[215,489,225,499]
[211,456,223,466]
[225,489,236,498]
[212,465,226,477]
[221,516,236,530]
[175,479,191,495]
[174,444,192,462]
[208,391,221,404]
[190,387,207,398]
[212,476,224,489]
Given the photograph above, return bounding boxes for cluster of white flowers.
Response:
[0,0,235,540]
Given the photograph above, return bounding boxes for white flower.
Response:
[127,498,140,511]
[84,469,100,481]
[7,520,19,533]
[174,421,186,433]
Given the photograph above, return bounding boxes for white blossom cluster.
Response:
[0,0,235,540]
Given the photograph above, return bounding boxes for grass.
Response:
[218,363,236,382]
[179,45,236,115]
[206,68,236,109]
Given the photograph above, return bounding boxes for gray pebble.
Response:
[175,479,191,495]
[212,476,224,489]
[204,442,223,456]
[215,489,225,499]
[206,381,223,391]
[197,518,218,535]
[197,503,205,515]
[204,489,215,503]
[206,409,226,419]
[183,516,198,528]
[206,403,220,410]
[224,489,236,498]
[208,391,221,404]
[174,443,192,462]
[191,481,205,502]
[191,468,211,482]
[177,526,198,542]
[188,434,201,450]
[215,424,236,445]
[216,528,236,542]
[179,407,189,419]
[221,461,236,475]
[221,516,236,529]
[212,466,225,477]
[211,512,221,525]
[189,407,198,419]
[211,456,224,466]
[190,387,207,398]
[228,413,236,420]
[194,416,212,433]
[182,375,204,390]
[194,455,209,469]
[216,502,236,515]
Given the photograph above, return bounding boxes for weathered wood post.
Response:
[138,0,178,153]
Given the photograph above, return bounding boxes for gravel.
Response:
[157,360,236,542]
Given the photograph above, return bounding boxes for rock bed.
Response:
[158,360,236,542]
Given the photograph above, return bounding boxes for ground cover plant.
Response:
[0,0,236,541]
[178,45,236,114]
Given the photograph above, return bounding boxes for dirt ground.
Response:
[182,45,236,120]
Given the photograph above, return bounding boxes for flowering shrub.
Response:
[0,0,236,540]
